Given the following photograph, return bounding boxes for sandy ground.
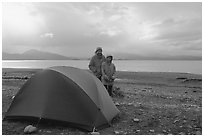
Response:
[2,68,202,135]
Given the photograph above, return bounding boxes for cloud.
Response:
[100,30,119,37]
[2,2,202,57]
[153,18,201,40]
[40,33,54,38]
[109,14,122,21]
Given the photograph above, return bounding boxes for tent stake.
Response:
[92,127,96,132]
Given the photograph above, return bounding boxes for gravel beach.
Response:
[2,68,202,135]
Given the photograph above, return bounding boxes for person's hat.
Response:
[106,54,113,59]
[95,47,102,53]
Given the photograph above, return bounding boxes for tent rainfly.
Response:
[4,66,120,131]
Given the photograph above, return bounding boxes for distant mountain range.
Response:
[2,49,81,60]
[2,49,201,60]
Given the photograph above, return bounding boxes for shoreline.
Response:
[2,60,202,75]
[2,67,202,88]
[2,67,202,76]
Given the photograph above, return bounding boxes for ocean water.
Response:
[2,60,202,74]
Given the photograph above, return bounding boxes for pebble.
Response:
[179,132,185,135]
[195,131,201,135]
[133,104,137,107]
[173,120,179,123]
[135,130,140,133]
[115,102,120,106]
[187,125,192,128]
[149,130,155,132]
[91,132,100,135]
[133,118,140,122]
[123,132,128,135]
[129,124,133,127]
[114,131,120,134]
[128,103,133,106]
[24,125,37,134]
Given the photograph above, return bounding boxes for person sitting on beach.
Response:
[101,55,116,96]
[89,47,106,80]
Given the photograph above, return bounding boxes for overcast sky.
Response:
[2,2,202,58]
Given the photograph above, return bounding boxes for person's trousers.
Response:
[104,85,113,96]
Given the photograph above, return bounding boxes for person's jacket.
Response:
[101,61,116,85]
[89,54,105,78]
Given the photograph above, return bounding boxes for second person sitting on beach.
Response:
[101,55,116,96]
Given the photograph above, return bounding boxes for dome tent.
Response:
[4,66,120,131]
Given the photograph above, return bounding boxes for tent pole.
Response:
[35,117,41,127]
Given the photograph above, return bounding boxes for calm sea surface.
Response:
[2,60,202,74]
